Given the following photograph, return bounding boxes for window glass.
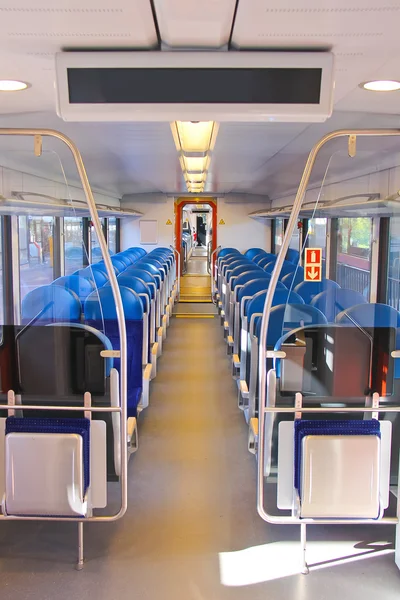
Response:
[387,216,400,310]
[308,218,327,277]
[64,217,85,275]
[274,218,284,253]
[19,216,54,301]
[91,218,105,263]
[108,218,117,255]
[335,217,372,298]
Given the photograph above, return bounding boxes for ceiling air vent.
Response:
[55,51,334,123]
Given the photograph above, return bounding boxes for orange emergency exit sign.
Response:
[304,248,322,282]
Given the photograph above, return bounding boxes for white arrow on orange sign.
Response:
[306,266,321,281]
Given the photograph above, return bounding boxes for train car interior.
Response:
[1,1,400,599]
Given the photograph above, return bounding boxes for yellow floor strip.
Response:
[175,314,215,318]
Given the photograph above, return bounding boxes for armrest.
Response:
[232,354,240,368]
[140,363,153,410]
[227,335,234,346]
[239,379,249,399]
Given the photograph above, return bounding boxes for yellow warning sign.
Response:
[166,219,172,225]
[219,219,225,225]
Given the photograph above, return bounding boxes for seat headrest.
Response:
[84,286,144,321]
[294,279,340,304]
[336,302,400,328]
[311,288,367,322]
[22,285,81,323]
[53,275,95,300]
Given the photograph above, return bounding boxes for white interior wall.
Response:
[217,198,271,252]
[121,196,175,252]
[121,195,272,253]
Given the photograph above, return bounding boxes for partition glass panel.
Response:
[108,217,117,255]
[64,216,85,275]
[91,218,105,263]
[274,218,284,253]
[334,217,372,299]
[19,215,55,301]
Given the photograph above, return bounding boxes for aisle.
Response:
[0,313,399,600]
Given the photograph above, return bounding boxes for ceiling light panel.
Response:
[0,80,28,91]
[361,80,400,92]
[176,121,215,153]
[183,156,209,173]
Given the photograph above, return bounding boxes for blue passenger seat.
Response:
[22,285,81,324]
[52,275,95,307]
[294,279,340,304]
[311,288,367,322]
[84,286,144,418]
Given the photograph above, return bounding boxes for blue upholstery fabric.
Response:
[265,260,296,280]
[286,248,300,264]
[22,285,81,324]
[114,253,133,267]
[227,264,260,284]
[294,279,340,304]
[116,275,151,311]
[84,286,144,417]
[311,288,367,322]
[244,248,267,260]
[137,259,166,281]
[238,278,286,306]
[6,416,91,493]
[258,256,277,269]
[253,253,274,265]
[247,290,305,327]
[336,302,400,328]
[123,268,157,297]
[52,275,95,306]
[77,267,109,288]
[133,263,161,288]
[281,267,305,289]
[232,270,267,291]
[224,260,252,279]
[110,257,127,274]
[255,303,328,346]
[294,419,380,494]
[218,248,241,259]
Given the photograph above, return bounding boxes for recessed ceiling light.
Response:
[361,80,400,92]
[0,80,29,92]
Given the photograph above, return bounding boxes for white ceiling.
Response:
[0,0,400,201]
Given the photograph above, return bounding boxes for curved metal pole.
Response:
[170,245,180,300]
[210,245,221,297]
[0,128,128,521]
[256,128,400,525]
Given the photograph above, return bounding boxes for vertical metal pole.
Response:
[76,521,84,570]
[300,523,309,574]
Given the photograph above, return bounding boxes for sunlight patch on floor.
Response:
[219,540,394,586]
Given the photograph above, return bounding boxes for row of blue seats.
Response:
[214,247,400,426]
[20,246,178,419]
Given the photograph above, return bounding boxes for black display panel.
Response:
[67,67,322,105]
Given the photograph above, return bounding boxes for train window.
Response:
[335,217,372,299]
[308,218,327,277]
[289,225,300,251]
[274,218,284,253]
[108,217,117,255]
[387,216,400,311]
[19,216,55,301]
[90,218,105,263]
[64,217,85,275]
